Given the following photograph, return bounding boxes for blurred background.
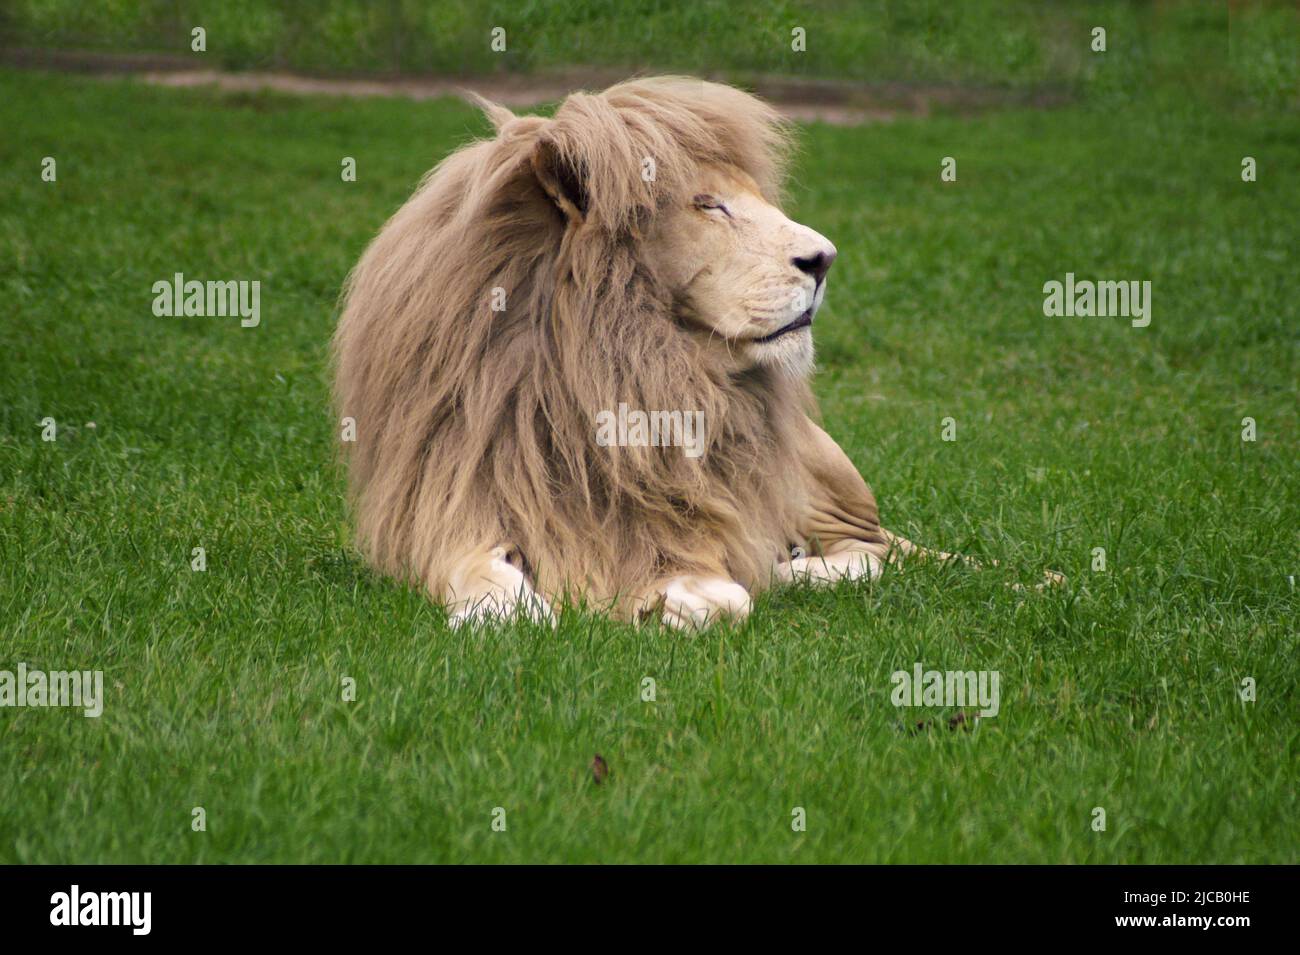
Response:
[2,0,1296,112]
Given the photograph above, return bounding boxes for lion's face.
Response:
[643,164,837,377]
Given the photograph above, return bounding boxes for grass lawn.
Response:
[0,0,1225,87]
[0,67,1296,863]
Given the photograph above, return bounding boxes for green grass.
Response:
[0,66,1296,863]
[5,0,1297,102]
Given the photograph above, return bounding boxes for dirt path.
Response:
[3,48,1070,126]
[136,68,907,124]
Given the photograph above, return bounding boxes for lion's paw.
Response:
[447,551,556,628]
[657,576,751,630]
[775,550,881,587]
[449,591,555,628]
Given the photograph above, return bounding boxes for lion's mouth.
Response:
[753,307,814,344]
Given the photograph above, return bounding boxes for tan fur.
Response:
[333,77,926,624]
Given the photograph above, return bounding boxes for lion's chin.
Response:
[749,328,815,379]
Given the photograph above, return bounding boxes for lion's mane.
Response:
[334,77,816,613]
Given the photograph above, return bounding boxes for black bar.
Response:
[0,865,1282,941]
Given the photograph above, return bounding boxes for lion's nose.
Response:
[792,246,837,284]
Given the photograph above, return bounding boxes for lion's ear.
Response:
[530,138,589,224]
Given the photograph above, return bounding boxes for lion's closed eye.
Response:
[692,194,732,218]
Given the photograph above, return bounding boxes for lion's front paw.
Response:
[447,550,556,628]
[449,590,555,627]
[653,576,751,630]
[775,550,881,587]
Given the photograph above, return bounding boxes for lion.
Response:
[334,76,992,629]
